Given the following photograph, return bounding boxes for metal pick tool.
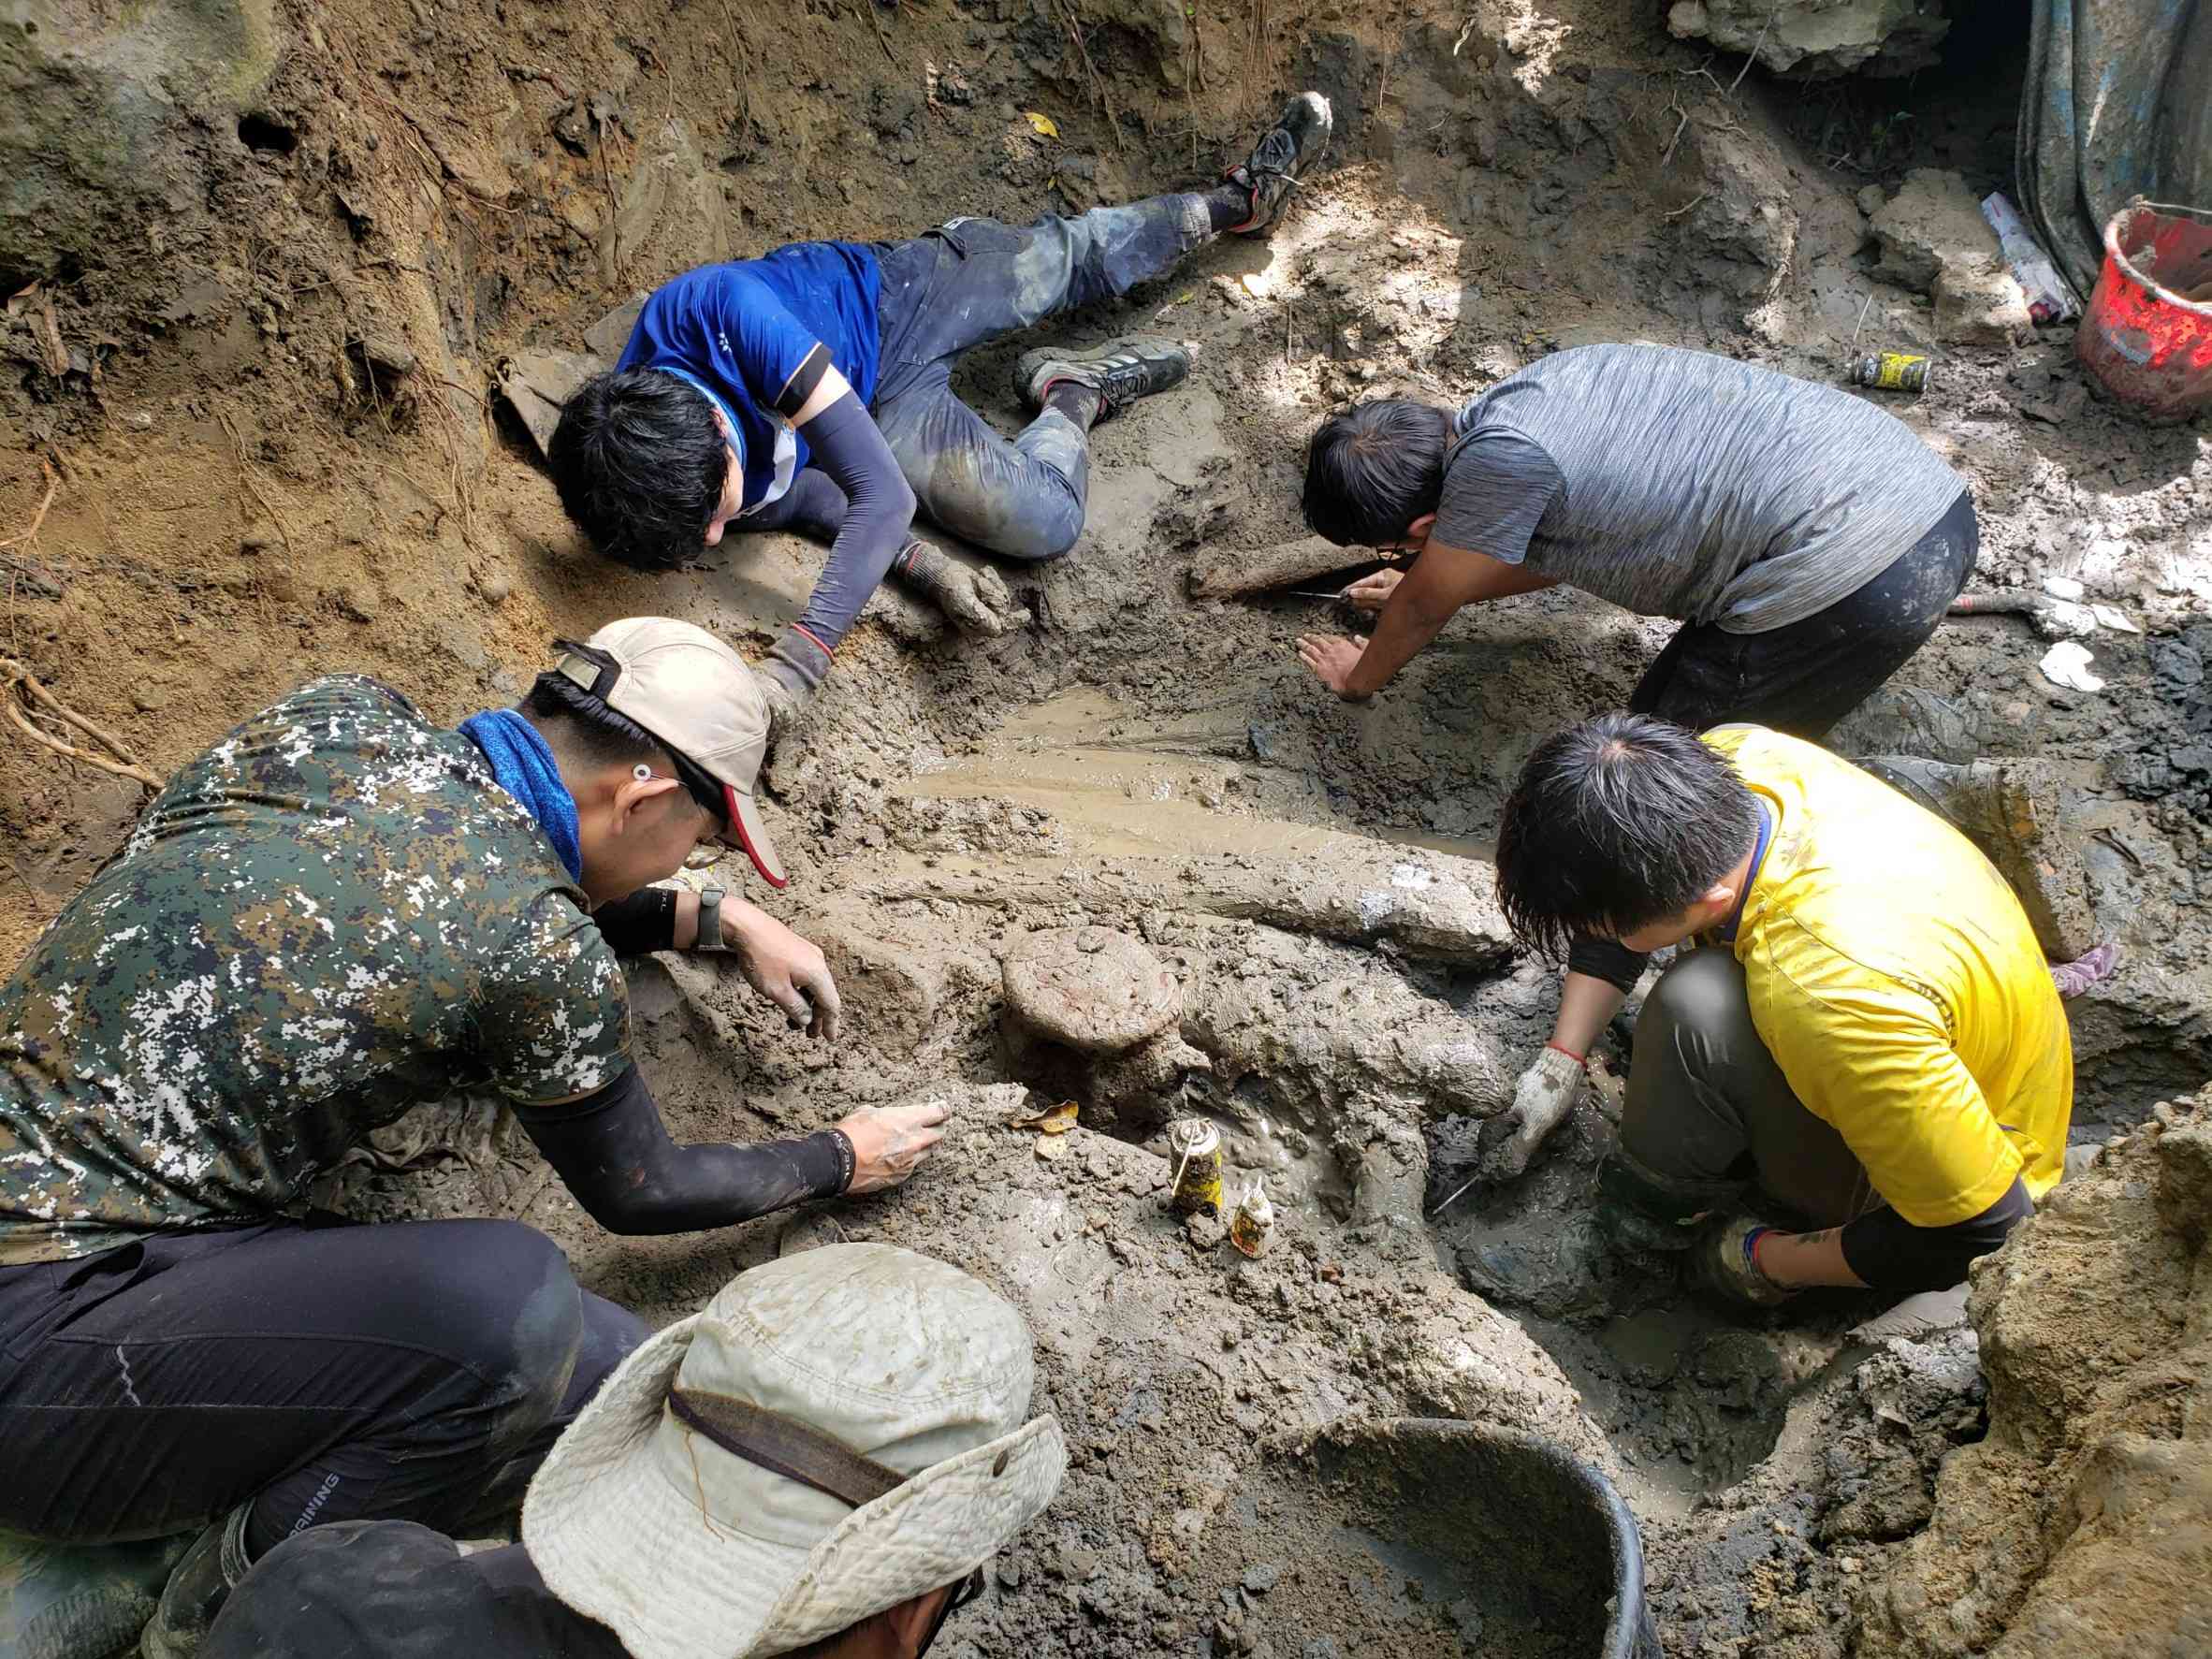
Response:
[1286,589,1349,601]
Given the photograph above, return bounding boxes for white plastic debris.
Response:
[2041,575,2087,601]
[2038,640,2105,692]
[1982,192,2082,324]
[2091,604,2141,633]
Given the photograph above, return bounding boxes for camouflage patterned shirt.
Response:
[0,677,631,1264]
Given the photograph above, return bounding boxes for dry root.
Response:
[0,659,163,790]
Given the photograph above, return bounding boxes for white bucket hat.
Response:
[523,1244,1065,1659]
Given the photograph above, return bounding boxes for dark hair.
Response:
[521,671,726,820]
[546,369,726,570]
[1301,400,1454,546]
[1493,713,1761,960]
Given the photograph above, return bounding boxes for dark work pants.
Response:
[866,193,1219,560]
[1619,950,1879,1230]
[0,1219,647,1556]
[1630,490,1978,742]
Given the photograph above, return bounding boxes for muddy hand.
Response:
[732,910,844,1041]
[1480,1047,1586,1180]
[900,542,1019,639]
[1344,569,1403,614]
[1297,632,1372,700]
[836,1099,952,1193]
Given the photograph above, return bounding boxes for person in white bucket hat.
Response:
[198,1244,1065,1659]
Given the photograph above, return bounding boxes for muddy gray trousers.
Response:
[1617,949,1876,1230]
[866,194,1219,559]
[0,1217,647,1559]
[1614,949,2033,1289]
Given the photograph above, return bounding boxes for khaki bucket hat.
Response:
[553,618,787,887]
[523,1244,1065,1659]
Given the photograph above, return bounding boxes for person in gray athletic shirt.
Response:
[1293,343,1974,736]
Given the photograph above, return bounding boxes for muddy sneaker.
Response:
[1224,91,1333,235]
[138,1506,252,1659]
[1015,335,1193,421]
[1858,754,2096,963]
[0,1531,192,1659]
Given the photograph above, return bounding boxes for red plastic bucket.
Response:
[2075,199,2212,423]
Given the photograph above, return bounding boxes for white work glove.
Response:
[1481,1045,1586,1180]
[896,542,1020,638]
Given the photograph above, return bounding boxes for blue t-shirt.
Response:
[616,242,883,515]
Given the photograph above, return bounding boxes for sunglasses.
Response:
[913,1565,986,1658]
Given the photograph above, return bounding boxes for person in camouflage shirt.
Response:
[0,618,948,1659]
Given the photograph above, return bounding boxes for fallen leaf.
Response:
[1014,1100,1079,1134]
[1171,287,1197,305]
[1023,110,1059,139]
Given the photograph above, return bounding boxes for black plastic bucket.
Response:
[1304,1417,1662,1658]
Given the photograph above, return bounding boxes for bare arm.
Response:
[1549,970,1627,1058]
[1300,539,1557,700]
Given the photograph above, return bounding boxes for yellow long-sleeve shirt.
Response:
[1705,726,2074,1227]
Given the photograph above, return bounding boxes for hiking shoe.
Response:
[1015,335,1193,420]
[0,1531,192,1659]
[138,1506,251,1659]
[1224,91,1332,235]
[1859,755,2096,962]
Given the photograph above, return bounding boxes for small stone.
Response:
[997,1559,1024,1590]
[131,686,169,713]
[480,571,513,605]
[1855,183,1885,218]
[1242,1563,1282,1594]
[1185,1210,1227,1250]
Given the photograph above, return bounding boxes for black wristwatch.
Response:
[697,886,727,953]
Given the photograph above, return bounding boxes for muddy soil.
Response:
[5,0,2209,1653]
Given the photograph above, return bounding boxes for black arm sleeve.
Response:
[790,390,917,655]
[1567,935,1650,996]
[739,468,849,543]
[1839,1177,2033,1292]
[517,1065,854,1235]
[590,888,677,956]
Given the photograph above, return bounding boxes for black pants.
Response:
[0,1218,647,1556]
[1630,490,1978,741]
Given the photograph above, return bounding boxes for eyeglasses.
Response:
[912,1565,986,1658]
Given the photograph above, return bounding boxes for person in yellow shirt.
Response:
[1482,713,2073,1308]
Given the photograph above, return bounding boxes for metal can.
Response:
[1166,1118,1224,1215]
[1848,352,1932,393]
[1228,1177,1274,1258]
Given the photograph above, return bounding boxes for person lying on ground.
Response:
[1294,343,2106,1154]
[1469,713,2073,1316]
[547,95,1332,728]
[0,620,947,1659]
[202,1243,1065,1659]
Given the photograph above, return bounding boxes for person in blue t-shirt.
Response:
[548,94,1332,726]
